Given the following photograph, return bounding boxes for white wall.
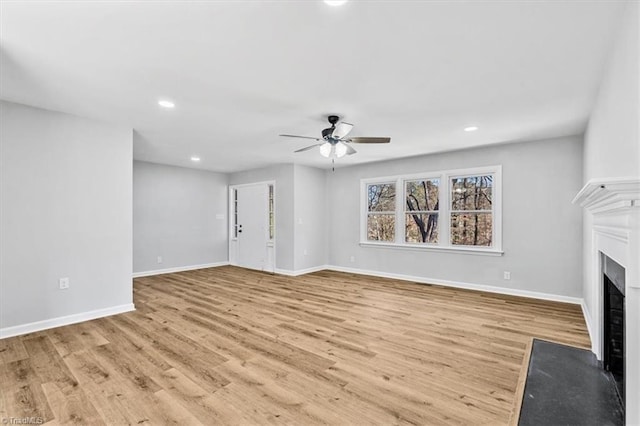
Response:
[229,164,295,271]
[583,3,639,182]
[0,101,133,334]
[293,164,328,271]
[582,2,639,424]
[582,0,639,317]
[133,161,228,274]
[327,136,584,299]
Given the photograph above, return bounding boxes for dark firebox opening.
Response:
[603,255,625,408]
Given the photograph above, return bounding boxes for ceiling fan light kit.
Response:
[319,142,332,158]
[280,115,391,162]
[319,141,348,158]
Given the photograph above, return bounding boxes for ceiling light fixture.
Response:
[324,0,348,6]
[190,156,201,162]
[464,126,479,132]
[319,142,348,158]
[158,100,175,108]
[334,142,348,158]
[319,142,332,158]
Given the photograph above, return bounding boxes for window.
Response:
[361,166,501,254]
[405,178,439,244]
[268,184,275,240]
[233,188,238,239]
[450,175,492,246]
[366,183,396,242]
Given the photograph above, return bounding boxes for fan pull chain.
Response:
[332,158,335,172]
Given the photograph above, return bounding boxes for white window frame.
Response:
[360,165,503,256]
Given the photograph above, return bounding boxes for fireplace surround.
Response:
[573,177,640,424]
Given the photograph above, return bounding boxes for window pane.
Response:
[450,213,492,246]
[368,183,396,212]
[367,214,395,242]
[406,179,439,212]
[233,189,238,238]
[268,184,274,240]
[451,175,493,211]
[405,213,438,243]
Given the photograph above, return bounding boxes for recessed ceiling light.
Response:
[324,0,348,6]
[158,100,175,108]
[464,126,479,132]
[190,156,201,162]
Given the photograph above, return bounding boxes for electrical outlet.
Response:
[59,277,70,289]
[350,256,355,263]
[157,256,163,264]
[503,271,511,280]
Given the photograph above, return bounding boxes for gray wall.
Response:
[133,161,228,273]
[293,165,328,270]
[229,164,295,270]
[0,101,133,329]
[327,136,584,297]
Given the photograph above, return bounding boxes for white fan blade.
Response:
[280,134,322,141]
[345,144,357,155]
[294,143,323,153]
[332,122,354,139]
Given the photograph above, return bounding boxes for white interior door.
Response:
[235,183,270,271]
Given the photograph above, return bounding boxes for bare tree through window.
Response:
[450,175,493,246]
[405,179,439,243]
[367,183,395,242]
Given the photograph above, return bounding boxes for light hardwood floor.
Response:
[0,266,590,425]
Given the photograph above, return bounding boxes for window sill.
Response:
[359,242,504,256]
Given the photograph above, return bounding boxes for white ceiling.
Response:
[0,1,625,173]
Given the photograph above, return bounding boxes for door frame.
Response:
[228,180,276,272]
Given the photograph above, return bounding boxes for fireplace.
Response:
[603,254,625,405]
[573,177,639,424]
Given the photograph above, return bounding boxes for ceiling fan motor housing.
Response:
[322,115,341,142]
[327,115,340,125]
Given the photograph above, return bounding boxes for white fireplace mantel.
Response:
[573,177,640,214]
[575,176,640,424]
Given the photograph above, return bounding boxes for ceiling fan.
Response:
[280,115,391,158]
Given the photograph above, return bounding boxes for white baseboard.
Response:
[327,265,584,305]
[0,303,135,340]
[274,265,330,277]
[581,300,597,355]
[133,261,229,278]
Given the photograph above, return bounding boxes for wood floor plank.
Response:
[0,359,55,422]
[0,266,590,425]
[149,367,236,424]
[21,336,102,425]
[61,349,146,425]
[0,338,29,365]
